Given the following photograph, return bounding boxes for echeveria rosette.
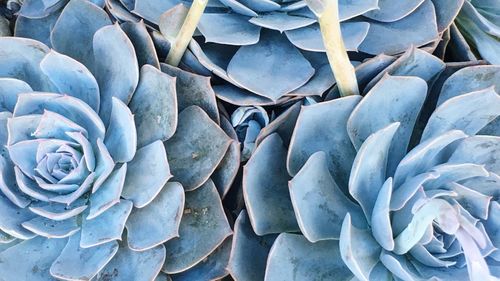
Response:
[237,48,500,280]
[0,1,237,280]
[231,106,269,161]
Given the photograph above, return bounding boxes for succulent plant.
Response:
[230,106,269,161]
[5,1,500,281]
[0,0,239,280]
[239,48,500,280]
[454,0,500,64]
[33,0,463,105]
[186,0,467,104]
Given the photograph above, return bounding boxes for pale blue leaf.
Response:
[432,0,465,32]
[280,1,306,12]
[17,0,67,19]
[163,179,231,274]
[160,63,220,123]
[218,0,258,17]
[227,30,314,100]
[103,97,137,163]
[122,140,171,207]
[88,164,127,219]
[7,114,42,145]
[437,65,500,106]
[338,0,378,20]
[448,136,500,174]
[50,0,111,68]
[198,13,261,46]
[92,138,115,193]
[212,140,240,198]
[213,84,275,106]
[93,24,139,124]
[348,75,427,176]
[0,78,32,112]
[243,133,299,235]
[129,64,177,148]
[21,216,79,239]
[447,183,491,220]
[255,101,301,146]
[284,22,369,52]
[0,149,31,209]
[456,4,500,64]
[249,12,316,33]
[171,237,232,281]
[227,210,276,281]
[421,88,500,141]
[158,4,188,42]
[7,139,41,178]
[349,123,399,220]
[50,232,119,280]
[288,64,334,97]
[371,178,394,251]
[265,233,353,281]
[16,166,57,202]
[393,199,457,255]
[393,130,467,187]
[390,172,438,211]
[364,0,425,22]
[359,0,439,55]
[239,0,280,12]
[33,110,88,141]
[164,106,231,191]
[13,93,105,144]
[0,237,67,281]
[364,48,445,93]
[379,251,423,280]
[132,0,180,24]
[80,200,133,248]
[0,37,54,91]
[339,214,381,281]
[107,0,141,22]
[29,198,87,221]
[15,10,61,47]
[126,182,184,251]
[484,201,500,253]
[0,193,36,239]
[289,151,366,242]
[40,50,100,112]
[121,20,161,69]
[95,243,165,281]
[426,163,489,189]
[49,173,95,205]
[288,96,361,191]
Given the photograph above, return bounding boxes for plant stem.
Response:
[165,0,208,67]
[309,0,359,96]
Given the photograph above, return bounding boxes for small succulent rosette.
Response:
[236,48,500,280]
[13,0,465,106]
[230,106,269,161]
[0,1,240,280]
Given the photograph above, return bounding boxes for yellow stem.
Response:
[165,0,208,67]
[315,0,359,96]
